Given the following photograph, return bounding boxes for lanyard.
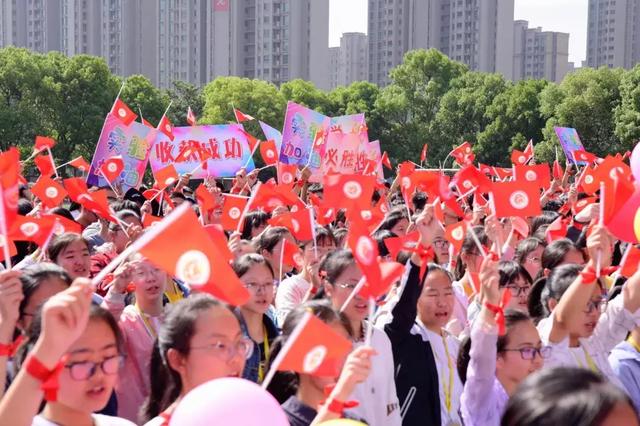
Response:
[440,334,454,415]
[628,336,640,353]
[570,346,599,373]
[257,324,270,383]
[135,303,158,340]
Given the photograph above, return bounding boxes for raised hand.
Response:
[0,271,23,341]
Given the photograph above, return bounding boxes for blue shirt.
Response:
[609,340,640,413]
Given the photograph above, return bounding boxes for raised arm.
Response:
[0,271,23,400]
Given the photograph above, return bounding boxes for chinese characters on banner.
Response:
[554,127,586,165]
[87,114,153,190]
[148,124,255,178]
[279,101,328,166]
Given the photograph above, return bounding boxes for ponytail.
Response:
[141,340,181,421]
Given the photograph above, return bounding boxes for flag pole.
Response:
[235,182,262,234]
[46,147,59,179]
[597,181,605,277]
[243,140,260,169]
[111,81,126,111]
[365,297,375,346]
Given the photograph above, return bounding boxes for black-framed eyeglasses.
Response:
[244,281,275,293]
[502,346,551,360]
[433,239,450,249]
[335,282,358,290]
[585,298,606,314]
[65,355,125,381]
[190,337,254,361]
[505,284,530,297]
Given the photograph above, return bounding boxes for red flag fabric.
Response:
[573,197,597,215]
[68,156,91,172]
[602,172,635,225]
[524,140,534,159]
[621,245,640,277]
[513,164,551,188]
[511,216,530,238]
[384,232,420,260]
[241,129,260,155]
[323,174,375,212]
[195,185,217,213]
[453,166,492,194]
[99,156,124,183]
[252,182,299,213]
[153,164,179,191]
[34,155,55,177]
[381,151,392,170]
[8,216,56,246]
[546,216,568,243]
[594,156,631,185]
[420,144,428,163]
[269,208,314,241]
[573,150,598,164]
[490,181,541,218]
[63,179,115,222]
[233,108,255,123]
[186,107,197,126]
[259,140,279,165]
[35,136,56,152]
[0,237,17,262]
[141,117,154,128]
[277,163,298,187]
[445,221,468,253]
[0,148,21,227]
[578,165,599,195]
[220,195,249,231]
[142,214,162,228]
[31,176,67,209]
[158,115,175,141]
[450,142,474,166]
[478,163,493,175]
[552,160,564,180]
[138,206,250,306]
[511,149,529,166]
[282,239,304,269]
[492,167,513,181]
[111,98,137,126]
[275,311,353,377]
[43,214,82,235]
[360,261,405,300]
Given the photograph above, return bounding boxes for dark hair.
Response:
[312,226,336,247]
[18,263,72,320]
[255,226,291,254]
[499,261,532,288]
[266,300,351,403]
[142,294,229,421]
[372,229,397,258]
[48,207,76,222]
[241,210,270,241]
[514,238,545,266]
[457,309,531,383]
[501,367,637,426]
[231,253,275,281]
[319,249,355,285]
[536,239,584,281]
[169,192,186,201]
[110,200,142,217]
[412,191,427,212]
[108,209,142,232]
[332,228,348,247]
[538,264,583,318]
[377,208,409,233]
[530,211,560,237]
[47,233,89,264]
[454,226,489,280]
[17,199,33,216]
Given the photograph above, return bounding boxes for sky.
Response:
[329,0,588,65]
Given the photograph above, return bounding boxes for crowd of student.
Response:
[0,158,639,426]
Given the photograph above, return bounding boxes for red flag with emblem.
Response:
[573,197,597,215]
[277,163,298,187]
[445,221,468,253]
[158,114,175,141]
[8,216,56,246]
[0,148,21,228]
[323,174,375,212]
[100,156,124,183]
[233,108,255,123]
[453,166,492,194]
[450,142,474,166]
[546,216,568,243]
[220,195,249,231]
[282,239,304,269]
[513,164,551,188]
[186,107,197,126]
[552,159,564,180]
[68,156,91,173]
[34,154,55,177]
[195,185,217,213]
[260,140,279,165]
[577,165,599,195]
[490,181,541,218]
[269,209,313,241]
[111,98,137,126]
[43,214,82,235]
[31,176,67,208]
[573,150,598,164]
[384,231,420,260]
[511,149,529,166]
[274,311,353,377]
[153,164,179,191]
[138,205,250,306]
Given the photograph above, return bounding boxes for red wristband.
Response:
[25,354,66,402]
[0,334,24,357]
[325,397,360,415]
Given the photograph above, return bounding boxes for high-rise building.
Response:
[513,20,570,83]
[1,0,62,53]
[367,0,515,86]
[586,0,640,68]
[329,46,339,89]
[336,32,368,87]
[62,0,102,57]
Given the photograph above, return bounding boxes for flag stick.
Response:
[161,101,173,120]
[111,82,125,111]
[456,186,477,201]
[488,192,505,255]
[365,297,375,346]
[235,182,262,234]
[188,161,205,176]
[0,186,12,269]
[309,206,318,260]
[468,225,487,259]
[258,164,276,172]
[243,140,261,169]
[91,203,191,288]
[36,221,58,262]
[340,277,366,313]
[597,181,605,277]
[98,169,121,200]
[261,311,313,390]
[278,241,285,285]
[46,147,59,179]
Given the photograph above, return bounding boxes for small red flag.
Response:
[420,143,428,163]
[153,164,179,191]
[513,164,551,189]
[277,163,298,187]
[68,156,91,173]
[44,214,82,235]
[546,216,568,243]
[450,142,474,166]
[323,174,375,212]
[282,239,304,269]
[511,149,529,166]
[142,214,162,228]
[490,180,541,218]
[573,150,598,164]
[34,136,56,152]
[31,176,67,208]
[552,159,564,180]
[99,156,124,183]
[445,221,468,254]
[220,194,249,231]
[234,108,255,123]
[195,185,217,213]
[274,311,353,377]
[0,236,17,262]
[577,165,599,195]
[384,232,420,260]
[34,155,55,177]
[8,216,56,246]
[111,98,137,126]
[381,151,392,170]
[620,245,640,277]
[573,197,597,215]
[158,115,175,141]
[524,140,534,159]
[259,140,279,165]
[268,208,313,241]
[186,107,197,126]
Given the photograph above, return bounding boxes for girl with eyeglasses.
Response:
[513,237,546,280]
[102,254,168,422]
[141,294,252,425]
[0,279,133,426]
[537,225,640,391]
[232,254,279,384]
[457,255,549,426]
[319,249,402,425]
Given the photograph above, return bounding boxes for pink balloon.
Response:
[630,141,640,181]
[170,378,289,425]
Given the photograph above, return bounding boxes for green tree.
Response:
[164,80,204,126]
[614,64,640,149]
[121,74,168,126]
[279,79,332,114]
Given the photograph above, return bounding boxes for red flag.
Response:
[153,164,179,191]
[384,232,420,260]
[621,245,640,277]
[573,150,598,164]
[252,182,299,213]
[478,163,493,175]
[220,195,249,231]
[511,216,529,238]
[0,148,21,227]
[234,108,255,123]
[546,216,568,243]
[594,156,631,185]
[490,180,541,218]
[524,140,534,159]
[323,174,375,212]
[138,205,250,306]
[186,107,197,126]
[142,214,162,228]
[259,139,279,165]
[381,151,392,170]
[275,311,353,377]
[8,216,56,246]
[453,165,492,194]
[241,129,260,154]
[141,117,154,128]
[492,167,513,181]
[513,164,551,189]
[31,176,67,208]
[602,172,635,225]
[63,179,115,222]
[450,142,474,166]
[0,237,17,262]
[360,261,405,299]
[158,115,175,141]
[573,197,597,215]
[420,144,428,163]
[268,208,313,241]
[577,165,599,195]
[111,98,137,126]
[43,214,82,235]
[445,221,468,254]
[34,154,55,177]
[277,163,298,187]
[552,159,564,180]
[99,156,124,183]
[195,185,217,213]
[68,156,91,173]
[34,136,56,152]
[282,239,304,269]
[511,149,529,166]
